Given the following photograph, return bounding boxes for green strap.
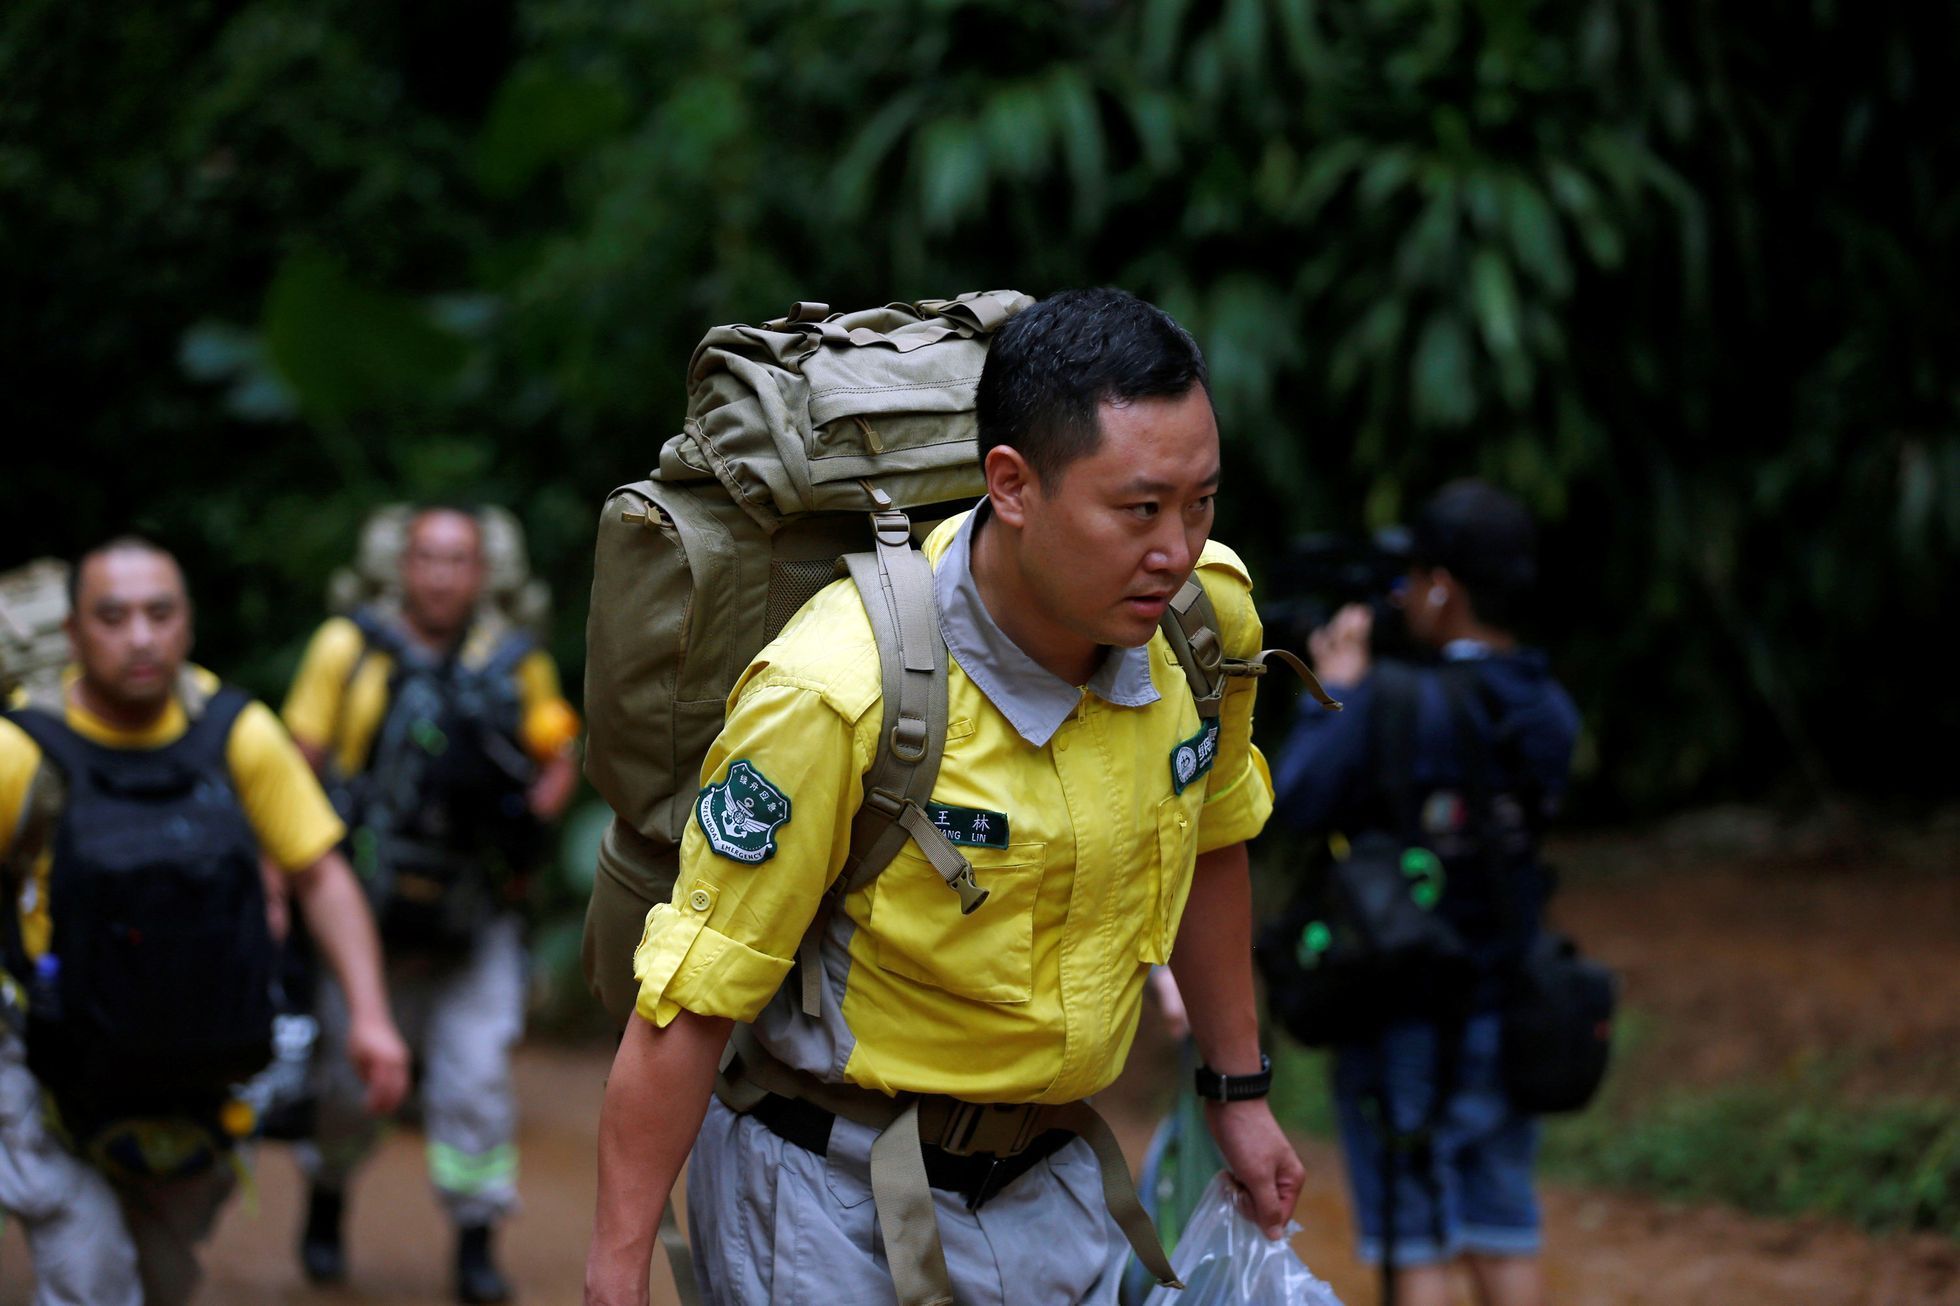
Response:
[714,1029,1181,1303]
[1159,577,1229,720]
[870,1099,957,1306]
[796,493,972,1019]
[1049,1102,1183,1290]
[1158,576,1343,713]
[1229,646,1343,711]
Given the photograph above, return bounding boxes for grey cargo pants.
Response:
[300,912,526,1226]
[0,1028,236,1306]
[687,1096,1130,1306]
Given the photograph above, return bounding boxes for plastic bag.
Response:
[1139,1172,1344,1306]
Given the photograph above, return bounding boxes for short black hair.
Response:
[1411,479,1538,628]
[67,535,179,610]
[977,287,1210,487]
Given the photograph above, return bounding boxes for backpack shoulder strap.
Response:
[793,494,977,1019]
[1158,575,1343,717]
[174,684,253,774]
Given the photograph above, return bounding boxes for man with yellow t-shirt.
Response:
[283,506,579,1304]
[585,290,1307,1305]
[0,537,409,1306]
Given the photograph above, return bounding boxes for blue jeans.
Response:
[1332,1011,1541,1266]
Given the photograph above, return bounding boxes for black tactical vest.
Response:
[4,687,274,1121]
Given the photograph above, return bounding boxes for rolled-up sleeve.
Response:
[1193,545,1276,853]
[633,670,871,1026]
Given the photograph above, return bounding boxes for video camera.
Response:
[1261,525,1417,659]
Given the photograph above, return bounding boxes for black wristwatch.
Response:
[1194,1053,1272,1103]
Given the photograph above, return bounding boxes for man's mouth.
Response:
[1124,593,1171,618]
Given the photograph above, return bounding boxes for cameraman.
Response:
[1269,480,1578,1306]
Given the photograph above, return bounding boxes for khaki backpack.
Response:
[0,559,71,705]
[579,291,1335,1023]
[327,503,549,637]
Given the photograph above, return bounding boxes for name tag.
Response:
[1170,718,1220,795]
[925,802,1009,849]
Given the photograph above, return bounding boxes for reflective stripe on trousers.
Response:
[301,911,526,1226]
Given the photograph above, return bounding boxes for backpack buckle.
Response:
[949,865,989,915]
[889,717,929,763]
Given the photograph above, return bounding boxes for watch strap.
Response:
[1194,1053,1272,1102]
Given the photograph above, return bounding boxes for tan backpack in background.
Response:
[0,559,71,705]
[328,503,549,637]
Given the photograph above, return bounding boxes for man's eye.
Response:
[1190,495,1216,516]
[1128,503,1160,520]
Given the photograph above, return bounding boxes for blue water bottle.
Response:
[29,954,60,1022]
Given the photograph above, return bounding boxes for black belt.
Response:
[746,1091,1073,1211]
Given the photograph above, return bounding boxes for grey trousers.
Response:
[0,1028,236,1306]
[687,1097,1130,1306]
[300,912,526,1227]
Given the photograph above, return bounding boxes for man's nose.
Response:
[1145,521,1195,577]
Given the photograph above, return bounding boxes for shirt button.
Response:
[688,889,712,912]
[1176,813,1189,829]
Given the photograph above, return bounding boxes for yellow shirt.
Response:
[282,614,578,777]
[0,666,345,959]
[632,512,1274,1104]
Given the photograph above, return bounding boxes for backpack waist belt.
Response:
[747,1091,1075,1209]
[714,1024,1182,1306]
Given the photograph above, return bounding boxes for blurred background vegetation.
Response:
[3,0,1955,819]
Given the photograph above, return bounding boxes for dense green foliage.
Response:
[4,0,1954,814]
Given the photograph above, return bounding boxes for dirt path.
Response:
[6,1033,1950,1305]
[5,824,1956,1303]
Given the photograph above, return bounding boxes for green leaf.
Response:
[1501,172,1572,294]
[829,88,930,219]
[474,62,631,200]
[261,252,469,420]
[913,116,990,232]
[1411,312,1476,427]
[1469,245,1523,355]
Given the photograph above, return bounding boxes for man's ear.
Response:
[62,613,79,661]
[985,445,1040,529]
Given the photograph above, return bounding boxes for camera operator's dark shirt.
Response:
[1271,644,1580,970]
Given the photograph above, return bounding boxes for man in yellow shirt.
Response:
[283,506,580,1304]
[0,537,409,1306]
[585,290,1306,1305]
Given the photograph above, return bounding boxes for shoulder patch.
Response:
[696,759,793,864]
[1170,718,1221,795]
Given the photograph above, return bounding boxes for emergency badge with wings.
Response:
[696,759,792,864]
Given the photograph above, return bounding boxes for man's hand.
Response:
[346,1011,411,1115]
[292,849,412,1116]
[1204,1098,1306,1239]
[1308,602,1373,689]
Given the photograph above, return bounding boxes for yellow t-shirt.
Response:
[631,513,1274,1104]
[282,614,578,777]
[0,666,346,960]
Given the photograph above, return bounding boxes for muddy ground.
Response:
[5,813,1955,1304]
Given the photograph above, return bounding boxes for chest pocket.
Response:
[869,841,1046,1003]
[1141,790,1204,964]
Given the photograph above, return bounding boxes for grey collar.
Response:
[934,505,1160,747]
